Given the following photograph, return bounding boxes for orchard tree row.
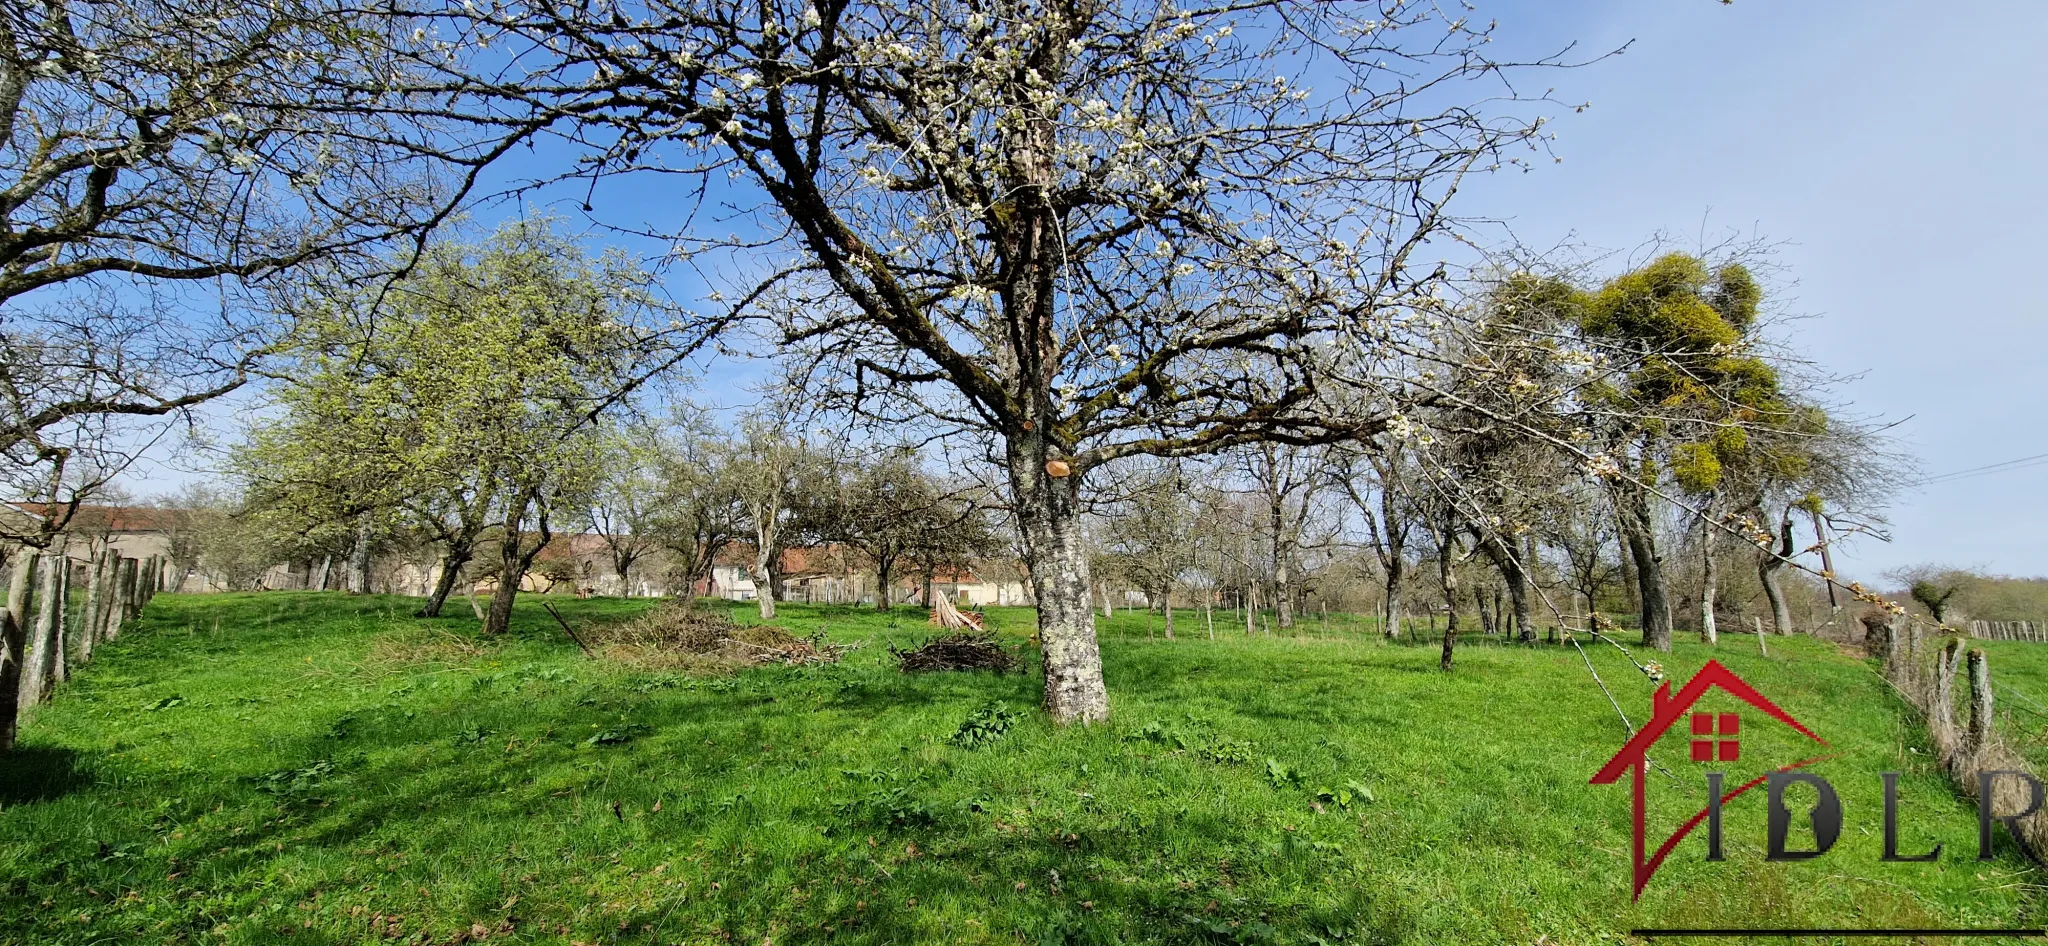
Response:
[2,0,1903,724]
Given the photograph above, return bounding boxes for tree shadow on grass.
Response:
[0,745,92,806]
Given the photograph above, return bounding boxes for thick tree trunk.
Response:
[349,513,374,594]
[1758,507,1796,635]
[1272,522,1294,630]
[1440,605,1458,672]
[1614,507,1639,613]
[1617,485,1672,651]
[1161,586,1174,640]
[483,492,548,636]
[1479,536,1533,643]
[1009,447,1108,725]
[418,543,474,618]
[1474,585,1493,635]
[611,552,634,597]
[754,538,778,620]
[873,556,894,611]
[484,562,520,635]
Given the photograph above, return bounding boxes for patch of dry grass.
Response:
[584,599,844,673]
[365,628,499,668]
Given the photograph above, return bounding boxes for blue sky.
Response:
[127,0,2047,582]
[1456,0,2048,580]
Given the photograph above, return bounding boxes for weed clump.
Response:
[891,630,1020,673]
[587,599,844,673]
[950,701,1023,748]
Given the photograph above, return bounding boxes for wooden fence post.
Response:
[4,553,34,636]
[52,557,69,685]
[105,559,133,641]
[99,559,119,643]
[90,552,111,645]
[120,558,140,632]
[1967,648,1995,757]
[16,557,58,709]
[1932,638,1965,762]
[74,552,105,666]
[1863,611,1893,665]
[0,556,37,752]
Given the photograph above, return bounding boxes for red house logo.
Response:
[1589,660,1835,899]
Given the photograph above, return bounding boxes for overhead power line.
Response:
[1921,451,2048,486]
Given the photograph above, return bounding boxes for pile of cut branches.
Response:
[929,591,985,631]
[721,624,850,667]
[891,631,1020,674]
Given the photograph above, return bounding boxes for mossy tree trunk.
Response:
[1758,506,1796,635]
[1009,443,1108,725]
[1617,483,1672,651]
[483,490,550,636]
[419,541,475,618]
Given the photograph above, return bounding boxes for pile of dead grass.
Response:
[584,599,846,673]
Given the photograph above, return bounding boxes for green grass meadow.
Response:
[0,593,2038,944]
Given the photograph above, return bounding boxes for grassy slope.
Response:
[0,593,2034,945]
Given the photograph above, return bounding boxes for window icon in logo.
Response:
[1690,712,1739,763]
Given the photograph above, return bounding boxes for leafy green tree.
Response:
[1577,253,1779,650]
[1424,272,1578,644]
[579,421,673,597]
[641,417,746,596]
[823,450,984,612]
[1909,579,1960,624]
[724,413,835,619]
[240,218,706,631]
